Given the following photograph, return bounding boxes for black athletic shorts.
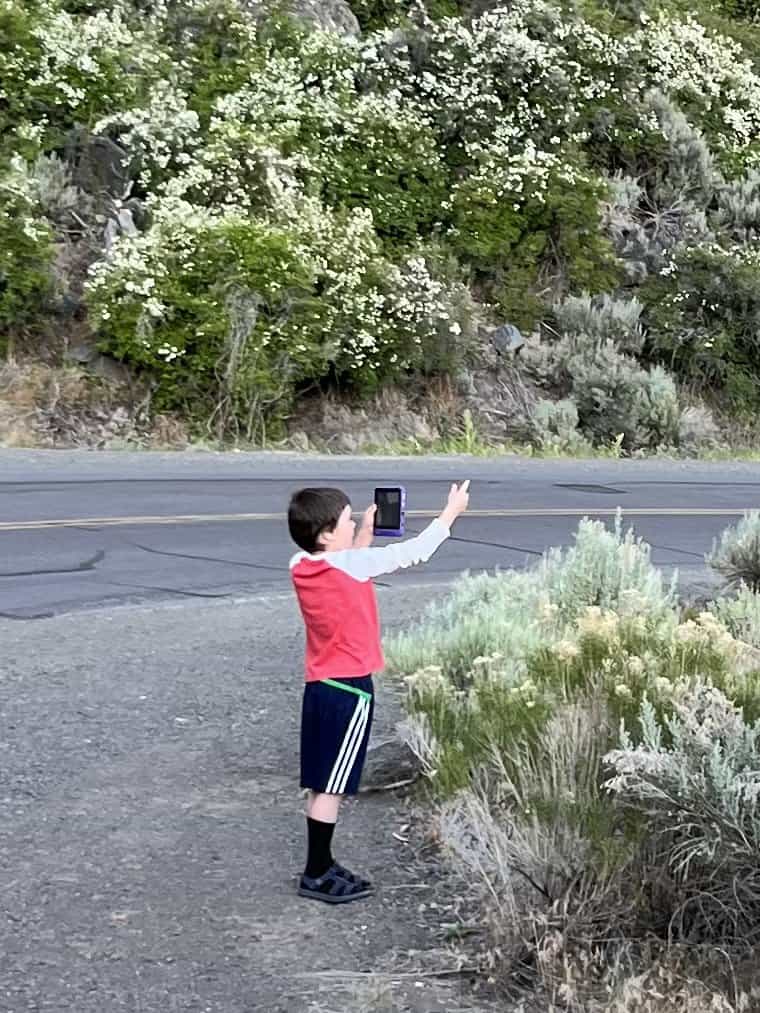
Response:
[300,676,375,796]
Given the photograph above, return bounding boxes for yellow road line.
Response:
[0,506,752,532]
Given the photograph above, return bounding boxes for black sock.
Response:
[304,817,335,879]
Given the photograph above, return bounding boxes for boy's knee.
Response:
[309,792,342,822]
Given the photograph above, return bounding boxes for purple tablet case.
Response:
[373,486,406,537]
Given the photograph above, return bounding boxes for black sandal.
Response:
[332,863,372,891]
[298,863,373,904]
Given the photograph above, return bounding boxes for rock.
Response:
[678,404,722,451]
[334,429,361,453]
[289,430,310,452]
[66,341,99,366]
[360,737,421,792]
[63,128,128,197]
[287,0,360,35]
[104,206,140,253]
[65,341,131,385]
[463,363,538,442]
[491,323,525,356]
[90,354,131,385]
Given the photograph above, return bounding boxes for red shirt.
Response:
[289,519,450,682]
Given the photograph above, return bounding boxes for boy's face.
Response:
[318,504,356,552]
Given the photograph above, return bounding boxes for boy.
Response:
[287,480,470,904]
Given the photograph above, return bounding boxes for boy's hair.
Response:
[288,487,351,553]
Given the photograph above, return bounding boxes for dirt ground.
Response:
[0,586,493,1013]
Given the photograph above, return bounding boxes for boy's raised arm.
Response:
[328,481,470,581]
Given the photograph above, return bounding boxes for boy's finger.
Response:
[460,479,470,493]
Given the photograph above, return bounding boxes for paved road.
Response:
[2,450,760,618]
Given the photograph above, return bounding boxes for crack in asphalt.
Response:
[405,525,543,556]
[127,540,285,574]
[448,533,543,555]
[126,545,399,588]
[0,610,55,620]
[644,543,705,559]
[0,549,106,579]
[101,580,233,600]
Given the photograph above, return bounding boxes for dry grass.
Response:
[0,359,188,449]
[305,971,493,1013]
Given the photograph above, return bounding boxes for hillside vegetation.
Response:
[3,0,760,449]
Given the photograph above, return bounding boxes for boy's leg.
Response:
[304,792,340,880]
[298,678,374,903]
[308,791,341,822]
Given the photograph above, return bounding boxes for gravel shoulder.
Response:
[0,586,487,1013]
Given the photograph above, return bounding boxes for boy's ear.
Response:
[315,523,334,550]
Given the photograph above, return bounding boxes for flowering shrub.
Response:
[364,2,626,155]
[86,204,313,428]
[712,584,760,647]
[388,513,677,683]
[393,525,759,790]
[392,518,760,1000]
[0,156,54,342]
[162,0,264,123]
[0,2,45,159]
[15,0,169,143]
[638,14,760,154]
[312,93,447,244]
[94,82,201,193]
[85,195,466,430]
[447,140,620,324]
[605,684,760,941]
[644,243,760,412]
[708,511,760,592]
[7,0,760,445]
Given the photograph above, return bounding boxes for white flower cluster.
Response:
[638,14,760,147]
[86,191,459,377]
[86,197,254,346]
[0,156,50,244]
[657,242,760,325]
[211,55,311,149]
[288,203,457,372]
[576,605,621,642]
[451,136,593,220]
[95,82,201,189]
[363,1,624,149]
[28,1,165,113]
[674,610,739,654]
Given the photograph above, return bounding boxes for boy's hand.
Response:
[353,504,377,548]
[440,480,470,529]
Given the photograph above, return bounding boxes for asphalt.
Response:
[2,450,759,618]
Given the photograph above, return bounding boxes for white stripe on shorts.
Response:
[325,697,368,795]
[333,699,370,795]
